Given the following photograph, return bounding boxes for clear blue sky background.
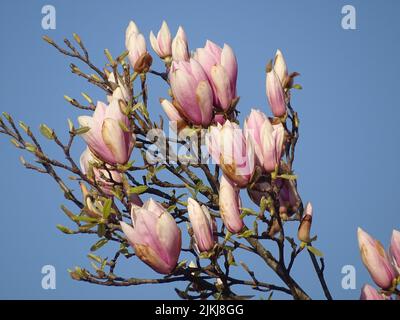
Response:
[0,0,399,300]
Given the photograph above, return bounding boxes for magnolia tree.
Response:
[0,20,399,300]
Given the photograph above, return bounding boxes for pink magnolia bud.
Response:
[244,109,284,172]
[169,59,214,126]
[357,228,397,289]
[150,21,172,59]
[125,21,140,46]
[266,69,286,117]
[172,26,189,62]
[187,198,216,252]
[125,21,147,69]
[274,49,288,85]
[390,229,400,275]
[260,120,284,173]
[297,202,313,243]
[194,40,238,110]
[244,109,267,166]
[78,98,135,165]
[120,199,181,274]
[219,174,244,234]
[206,121,255,187]
[360,284,385,300]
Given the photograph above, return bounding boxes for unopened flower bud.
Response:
[150,21,172,59]
[219,174,244,234]
[274,49,288,85]
[187,198,216,252]
[297,202,313,243]
[266,68,286,117]
[172,26,189,61]
[358,228,397,289]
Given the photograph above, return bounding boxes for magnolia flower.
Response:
[187,198,216,252]
[194,40,238,110]
[120,199,181,274]
[244,109,284,172]
[172,26,189,61]
[125,21,147,69]
[207,120,255,188]
[125,21,140,46]
[389,229,400,275]
[266,68,286,117]
[150,21,172,59]
[78,99,135,165]
[357,228,396,289]
[274,49,288,85]
[169,58,214,126]
[297,202,313,243]
[360,284,385,300]
[244,109,268,166]
[261,122,284,173]
[219,174,243,234]
[265,49,289,117]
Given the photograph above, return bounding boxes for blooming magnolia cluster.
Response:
[358,228,400,300]
[72,20,296,275]
[164,42,238,127]
[2,13,398,300]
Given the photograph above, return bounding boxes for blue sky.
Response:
[0,0,399,299]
